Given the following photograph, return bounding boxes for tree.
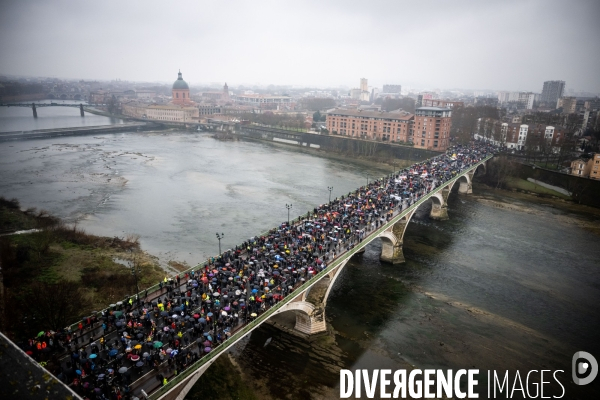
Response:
[27,281,88,332]
[107,95,118,114]
[313,111,322,122]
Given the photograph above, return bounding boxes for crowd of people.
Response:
[22,142,495,400]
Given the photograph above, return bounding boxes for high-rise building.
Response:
[540,80,565,108]
[359,78,369,102]
[382,84,402,94]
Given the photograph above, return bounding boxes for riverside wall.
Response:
[235,125,440,162]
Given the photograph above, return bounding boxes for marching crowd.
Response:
[22,142,496,400]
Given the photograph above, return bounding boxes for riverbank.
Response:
[0,198,165,341]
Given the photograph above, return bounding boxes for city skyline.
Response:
[0,0,599,93]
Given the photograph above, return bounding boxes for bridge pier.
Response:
[379,209,416,264]
[276,259,351,335]
[458,171,474,194]
[32,103,37,118]
[79,104,85,117]
[429,183,453,220]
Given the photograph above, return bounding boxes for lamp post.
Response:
[285,204,292,225]
[327,186,333,203]
[128,249,141,306]
[216,232,224,255]
[367,173,369,186]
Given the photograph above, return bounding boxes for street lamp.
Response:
[285,204,292,225]
[327,186,333,203]
[128,249,141,306]
[216,232,224,255]
[367,173,369,186]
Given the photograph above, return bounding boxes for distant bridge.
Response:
[0,102,107,118]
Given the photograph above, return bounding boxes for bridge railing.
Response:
[149,155,492,399]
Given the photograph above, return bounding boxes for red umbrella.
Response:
[193,314,200,319]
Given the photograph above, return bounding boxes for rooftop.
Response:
[327,109,413,120]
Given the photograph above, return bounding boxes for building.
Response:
[421,99,464,109]
[360,78,369,102]
[370,88,379,102]
[120,70,200,122]
[590,154,600,180]
[570,158,592,178]
[172,70,193,105]
[198,105,222,115]
[146,104,198,122]
[540,80,565,108]
[412,107,452,151]
[383,84,401,94]
[326,109,413,143]
[232,94,293,110]
[560,96,577,114]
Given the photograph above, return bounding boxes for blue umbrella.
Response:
[207,335,213,341]
[108,349,118,357]
[252,289,258,294]
[199,318,206,323]
[203,332,209,337]
[207,312,213,317]
[75,370,82,375]
[89,353,97,359]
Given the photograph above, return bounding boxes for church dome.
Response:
[173,70,189,90]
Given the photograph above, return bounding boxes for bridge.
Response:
[0,102,107,118]
[35,152,489,400]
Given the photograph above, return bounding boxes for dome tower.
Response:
[172,70,191,105]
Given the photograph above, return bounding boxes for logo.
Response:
[572,351,598,386]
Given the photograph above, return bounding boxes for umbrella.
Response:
[207,312,213,317]
[115,321,123,327]
[212,292,220,297]
[75,370,82,375]
[193,314,200,319]
[221,311,227,316]
[160,311,169,317]
[203,340,211,347]
[203,332,209,337]
[98,374,105,380]
[108,350,118,357]
[37,331,45,337]
[165,348,172,354]
[118,367,128,374]
[136,361,144,367]
[89,354,97,359]
[204,347,211,353]
[163,326,170,332]
[251,313,257,317]
[224,306,231,311]
[171,350,179,357]
[134,344,142,350]
[153,341,163,349]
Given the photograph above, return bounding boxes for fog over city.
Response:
[1,0,599,91]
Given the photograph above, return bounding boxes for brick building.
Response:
[326,106,452,151]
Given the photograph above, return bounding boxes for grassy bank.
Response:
[0,197,164,341]
[504,177,572,199]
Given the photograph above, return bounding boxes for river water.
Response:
[0,124,599,398]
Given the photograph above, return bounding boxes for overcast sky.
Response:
[1,0,599,93]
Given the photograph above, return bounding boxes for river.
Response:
[0,126,598,399]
